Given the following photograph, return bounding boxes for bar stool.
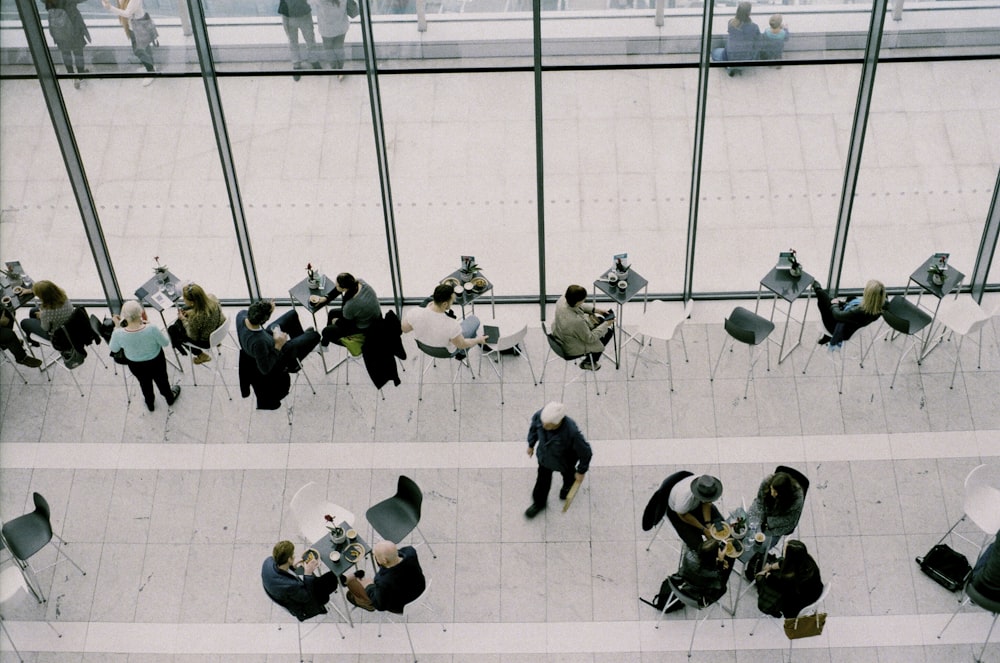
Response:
[711,306,775,399]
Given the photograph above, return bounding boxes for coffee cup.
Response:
[607,272,618,283]
[0,296,10,306]
[453,285,463,296]
[346,529,357,540]
[754,532,766,544]
[617,280,628,291]
[464,282,474,291]
[329,551,341,562]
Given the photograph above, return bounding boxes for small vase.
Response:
[789,265,802,279]
[930,272,945,286]
[460,271,473,283]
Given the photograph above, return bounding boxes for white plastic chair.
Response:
[749,579,832,662]
[477,324,537,405]
[289,482,357,546]
[0,565,62,661]
[935,296,992,389]
[938,464,1000,560]
[630,299,694,391]
[184,316,233,400]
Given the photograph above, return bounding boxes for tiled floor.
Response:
[1,299,998,662]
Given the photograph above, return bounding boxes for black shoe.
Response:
[524,503,544,519]
[481,344,493,354]
[26,338,40,348]
[454,350,467,361]
[354,569,365,579]
[812,280,822,291]
[817,335,831,346]
[166,385,181,405]
[17,355,42,368]
[146,400,155,412]
[311,61,322,69]
[339,574,348,587]
[559,488,570,500]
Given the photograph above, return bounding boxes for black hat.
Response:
[691,475,723,502]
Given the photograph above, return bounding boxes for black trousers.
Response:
[532,464,576,507]
[127,350,173,407]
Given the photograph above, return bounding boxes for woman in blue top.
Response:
[110,300,180,412]
[712,2,760,74]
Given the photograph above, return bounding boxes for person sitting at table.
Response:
[110,300,181,412]
[552,284,614,371]
[747,471,804,540]
[19,280,74,345]
[237,300,320,409]
[344,540,426,613]
[754,539,823,618]
[663,538,734,611]
[970,528,1000,600]
[318,273,381,348]
[667,473,724,549]
[400,283,487,357]
[261,540,341,620]
[167,283,225,365]
[811,279,885,347]
[1,305,42,368]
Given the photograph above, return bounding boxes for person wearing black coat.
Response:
[755,539,823,618]
[261,540,340,621]
[812,279,885,346]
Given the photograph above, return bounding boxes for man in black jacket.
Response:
[972,530,1000,600]
[524,401,593,519]
[345,540,426,613]
[261,540,339,620]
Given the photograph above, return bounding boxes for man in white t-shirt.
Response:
[401,284,486,355]
[667,474,724,549]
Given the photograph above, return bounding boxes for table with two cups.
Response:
[305,521,372,626]
[592,268,649,370]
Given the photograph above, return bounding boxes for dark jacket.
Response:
[50,306,97,355]
[757,554,823,618]
[725,20,760,60]
[46,0,91,49]
[814,286,881,345]
[362,310,405,389]
[237,310,284,375]
[261,557,327,621]
[677,546,733,607]
[642,470,694,532]
[526,410,592,475]
[366,546,426,614]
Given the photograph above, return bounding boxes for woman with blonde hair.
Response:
[168,282,224,365]
[110,300,180,412]
[811,279,885,347]
[20,280,74,345]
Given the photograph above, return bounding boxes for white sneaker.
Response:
[142,77,155,87]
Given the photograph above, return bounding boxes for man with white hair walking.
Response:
[524,402,593,518]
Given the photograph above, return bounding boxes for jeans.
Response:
[282,13,318,66]
[321,34,346,69]
[460,315,480,339]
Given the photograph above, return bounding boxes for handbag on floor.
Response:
[783,611,826,639]
[916,543,971,592]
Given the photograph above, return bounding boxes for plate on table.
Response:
[709,522,731,541]
[344,542,365,564]
[302,548,319,564]
[471,277,488,292]
[440,277,461,289]
[724,540,744,559]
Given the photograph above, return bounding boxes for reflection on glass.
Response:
[0,81,102,298]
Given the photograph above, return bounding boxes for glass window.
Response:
[850,60,1000,291]
[380,71,538,301]
[542,68,695,296]
[220,76,390,300]
[61,77,244,299]
[694,62,860,293]
[0,79,102,298]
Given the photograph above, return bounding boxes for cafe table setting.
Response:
[307,517,373,627]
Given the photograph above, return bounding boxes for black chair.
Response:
[655,575,726,657]
[643,470,693,551]
[538,322,600,399]
[881,296,933,389]
[415,339,474,413]
[710,306,775,399]
[35,306,101,397]
[1,493,87,603]
[365,475,436,559]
